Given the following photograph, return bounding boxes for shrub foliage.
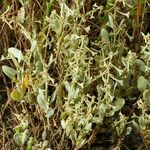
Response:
[0,0,150,149]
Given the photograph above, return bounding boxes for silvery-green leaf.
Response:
[8,47,23,63]
[2,65,17,79]
[48,54,53,65]
[31,40,37,52]
[36,61,43,71]
[139,116,146,129]
[21,129,30,145]
[108,110,115,116]
[92,117,103,124]
[99,103,106,114]
[45,108,54,118]
[61,112,68,120]
[42,130,47,141]
[64,81,70,92]
[143,89,150,106]
[68,130,76,143]
[70,34,80,40]
[51,91,56,102]
[136,59,145,72]
[46,1,51,16]
[108,15,114,29]
[68,86,79,99]
[101,28,110,43]
[126,126,132,136]
[137,76,149,92]
[113,98,125,111]
[85,123,92,131]
[61,119,66,129]
[16,7,25,23]
[13,132,23,146]
[41,141,48,148]
[66,124,73,136]
[77,139,86,149]
[37,89,48,110]
[60,3,73,17]
[132,120,140,130]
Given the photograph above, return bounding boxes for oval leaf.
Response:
[11,89,21,101]
[113,98,125,111]
[36,61,43,71]
[37,89,48,110]
[45,108,54,118]
[8,47,23,63]
[61,119,66,129]
[137,76,149,92]
[2,65,17,79]
[101,28,110,43]
[143,89,150,106]
[139,116,146,129]
[136,59,145,72]
[85,123,92,131]
[16,7,25,23]
[13,132,23,146]
[108,15,114,29]
[21,129,30,145]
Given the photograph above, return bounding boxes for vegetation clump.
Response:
[0,0,150,149]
